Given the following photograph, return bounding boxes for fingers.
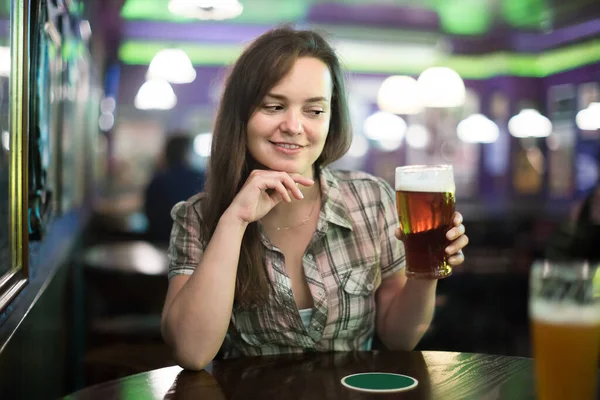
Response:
[448,250,465,266]
[453,212,463,227]
[445,234,469,255]
[288,173,315,188]
[271,180,292,203]
[446,224,465,240]
[279,173,306,201]
[251,170,314,201]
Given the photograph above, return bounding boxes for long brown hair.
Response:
[201,27,352,307]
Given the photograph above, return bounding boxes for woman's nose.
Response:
[280,111,303,136]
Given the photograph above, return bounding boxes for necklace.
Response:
[272,198,319,231]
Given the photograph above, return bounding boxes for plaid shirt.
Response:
[168,168,405,357]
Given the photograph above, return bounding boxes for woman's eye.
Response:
[264,105,283,112]
[308,110,325,116]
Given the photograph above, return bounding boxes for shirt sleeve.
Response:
[376,177,406,279]
[167,199,206,279]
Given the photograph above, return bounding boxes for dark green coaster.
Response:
[341,372,418,393]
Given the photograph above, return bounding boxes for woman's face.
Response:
[246,57,333,179]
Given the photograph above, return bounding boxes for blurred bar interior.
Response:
[0,0,599,397]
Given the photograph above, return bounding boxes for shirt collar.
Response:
[319,167,353,231]
[259,167,354,250]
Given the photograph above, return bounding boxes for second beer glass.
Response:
[395,165,455,279]
[529,260,600,400]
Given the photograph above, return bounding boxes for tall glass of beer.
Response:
[395,165,455,279]
[529,260,600,400]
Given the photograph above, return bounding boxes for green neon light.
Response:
[436,0,493,35]
[121,0,556,35]
[68,0,81,15]
[502,0,548,29]
[121,0,310,24]
[119,42,243,66]
[119,39,600,79]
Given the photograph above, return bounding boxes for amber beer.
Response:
[531,301,600,400]
[529,261,600,400]
[395,165,455,279]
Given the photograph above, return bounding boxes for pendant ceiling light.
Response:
[377,75,424,115]
[134,79,177,110]
[508,109,552,138]
[405,124,431,149]
[169,0,243,21]
[363,111,407,152]
[457,114,499,143]
[417,67,465,108]
[576,103,600,131]
[347,134,369,158]
[147,49,196,84]
[194,133,213,158]
[0,47,10,77]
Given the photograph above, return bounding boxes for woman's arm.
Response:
[161,211,247,370]
[161,171,314,370]
[376,213,468,350]
[375,270,437,350]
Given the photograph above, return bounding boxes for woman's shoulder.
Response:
[327,169,387,186]
[324,168,394,205]
[326,169,393,193]
[170,192,207,222]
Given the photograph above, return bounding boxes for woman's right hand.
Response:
[225,170,314,225]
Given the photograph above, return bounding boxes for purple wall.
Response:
[118,65,226,107]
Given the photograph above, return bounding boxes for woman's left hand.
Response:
[444,211,468,266]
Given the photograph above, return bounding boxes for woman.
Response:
[161,27,469,370]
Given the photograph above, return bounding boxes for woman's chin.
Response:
[261,161,306,175]
[251,154,316,177]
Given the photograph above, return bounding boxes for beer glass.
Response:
[529,260,600,400]
[395,165,455,279]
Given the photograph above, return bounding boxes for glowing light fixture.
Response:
[363,111,406,152]
[376,139,403,152]
[134,79,177,110]
[576,103,600,131]
[79,20,92,42]
[377,75,423,115]
[347,134,369,158]
[417,67,465,108]
[457,114,499,143]
[0,47,10,77]
[168,0,243,21]
[2,131,9,151]
[363,111,407,141]
[100,97,116,113]
[147,49,196,84]
[193,133,213,157]
[508,109,552,138]
[405,124,431,149]
[98,113,115,131]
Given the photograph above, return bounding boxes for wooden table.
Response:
[66,351,536,399]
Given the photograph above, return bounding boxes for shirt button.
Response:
[366,283,375,291]
[315,325,323,331]
[306,254,314,261]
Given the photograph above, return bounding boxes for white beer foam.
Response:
[395,165,455,193]
[530,300,600,325]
